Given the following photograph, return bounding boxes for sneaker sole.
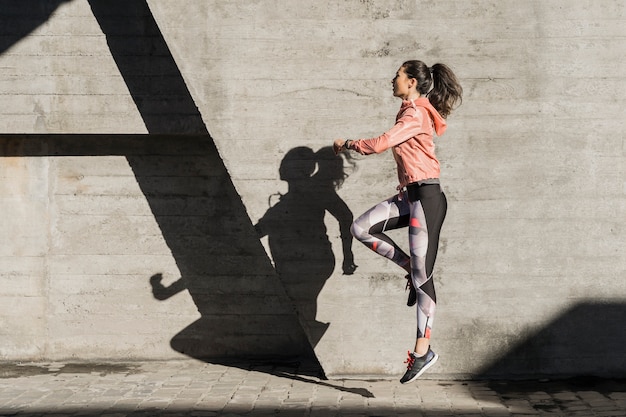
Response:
[402,353,439,384]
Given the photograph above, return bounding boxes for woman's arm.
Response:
[350,108,424,155]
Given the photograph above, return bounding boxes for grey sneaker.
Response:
[400,347,438,384]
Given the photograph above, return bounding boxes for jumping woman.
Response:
[333,60,462,383]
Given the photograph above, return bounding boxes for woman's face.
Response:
[392,66,413,99]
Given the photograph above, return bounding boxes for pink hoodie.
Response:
[350,97,447,189]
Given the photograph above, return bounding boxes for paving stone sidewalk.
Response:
[0,360,625,416]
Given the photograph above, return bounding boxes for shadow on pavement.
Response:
[488,377,626,395]
[1,363,625,415]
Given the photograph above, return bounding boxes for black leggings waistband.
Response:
[406,183,442,202]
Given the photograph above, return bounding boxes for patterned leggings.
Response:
[350,183,447,340]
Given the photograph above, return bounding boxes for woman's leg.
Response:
[408,190,447,354]
[350,193,411,272]
[400,188,447,384]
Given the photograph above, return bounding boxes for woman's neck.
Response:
[403,92,421,101]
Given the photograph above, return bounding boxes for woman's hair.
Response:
[402,60,463,118]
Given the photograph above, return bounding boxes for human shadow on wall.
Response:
[477,301,626,382]
[0,0,73,55]
[255,146,357,348]
[84,0,322,370]
[1,134,379,400]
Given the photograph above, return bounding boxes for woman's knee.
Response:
[350,219,367,241]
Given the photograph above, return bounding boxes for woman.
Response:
[333,60,462,383]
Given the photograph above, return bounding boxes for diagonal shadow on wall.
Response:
[85,0,323,373]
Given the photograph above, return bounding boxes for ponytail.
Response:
[427,63,463,118]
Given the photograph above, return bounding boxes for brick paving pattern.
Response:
[0,360,625,416]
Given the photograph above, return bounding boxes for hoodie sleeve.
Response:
[350,107,425,155]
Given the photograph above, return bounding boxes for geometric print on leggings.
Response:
[350,191,436,339]
[350,193,412,272]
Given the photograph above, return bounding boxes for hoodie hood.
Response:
[403,97,447,136]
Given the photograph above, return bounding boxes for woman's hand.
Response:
[333,139,346,155]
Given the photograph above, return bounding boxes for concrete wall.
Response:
[0,0,624,378]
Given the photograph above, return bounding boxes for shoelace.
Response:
[404,351,415,370]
